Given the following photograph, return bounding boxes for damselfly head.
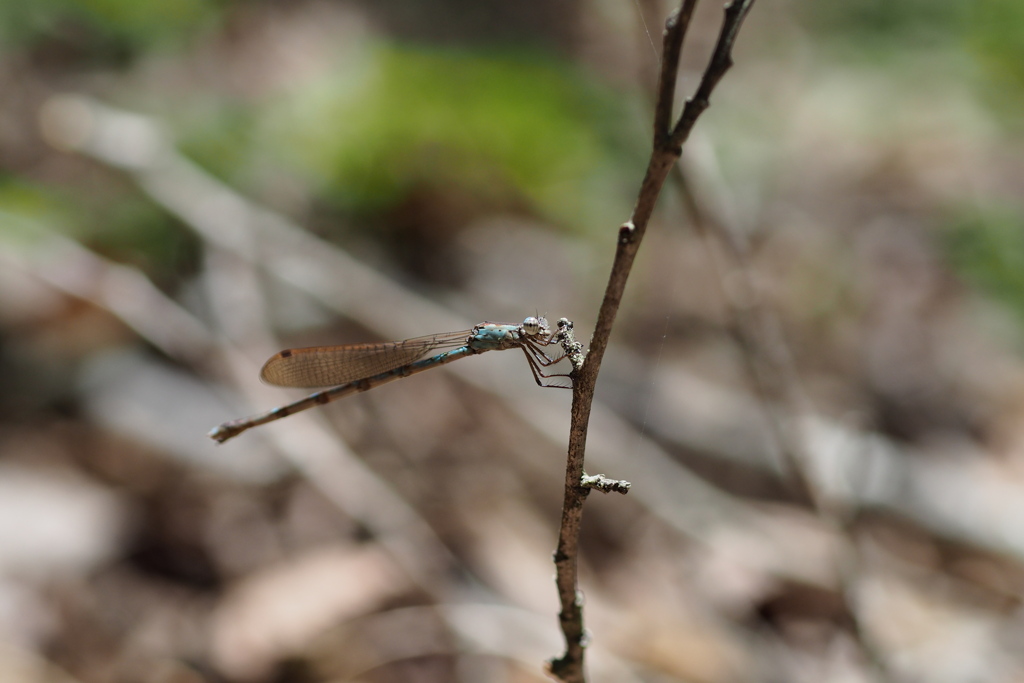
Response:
[522,316,541,336]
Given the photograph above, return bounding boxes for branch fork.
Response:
[547,1,757,680]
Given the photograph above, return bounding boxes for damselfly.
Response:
[209,316,570,443]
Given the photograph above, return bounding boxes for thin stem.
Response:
[671,0,758,151]
[547,1,759,680]
[653,0,699,143]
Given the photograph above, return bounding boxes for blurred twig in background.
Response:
[672,119,898,680]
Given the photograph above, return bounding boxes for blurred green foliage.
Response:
[943,206,1024,325]
[801,0,969,56]
[2,0,1021,303]
[967,0,1024,128]
[0,180,71,239]
[255,44,629,232]
[0,0,217,57]
[81,197,198,281]
[800,0,1024,129]
[176,104,258,184]
[0,177,196,286]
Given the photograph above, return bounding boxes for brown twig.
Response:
[547,2,757,681]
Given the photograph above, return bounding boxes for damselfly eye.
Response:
[522,317,541,335]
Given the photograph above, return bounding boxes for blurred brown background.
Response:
[2,0,1024,681]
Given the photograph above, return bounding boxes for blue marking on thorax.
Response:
[468,324,518,351]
